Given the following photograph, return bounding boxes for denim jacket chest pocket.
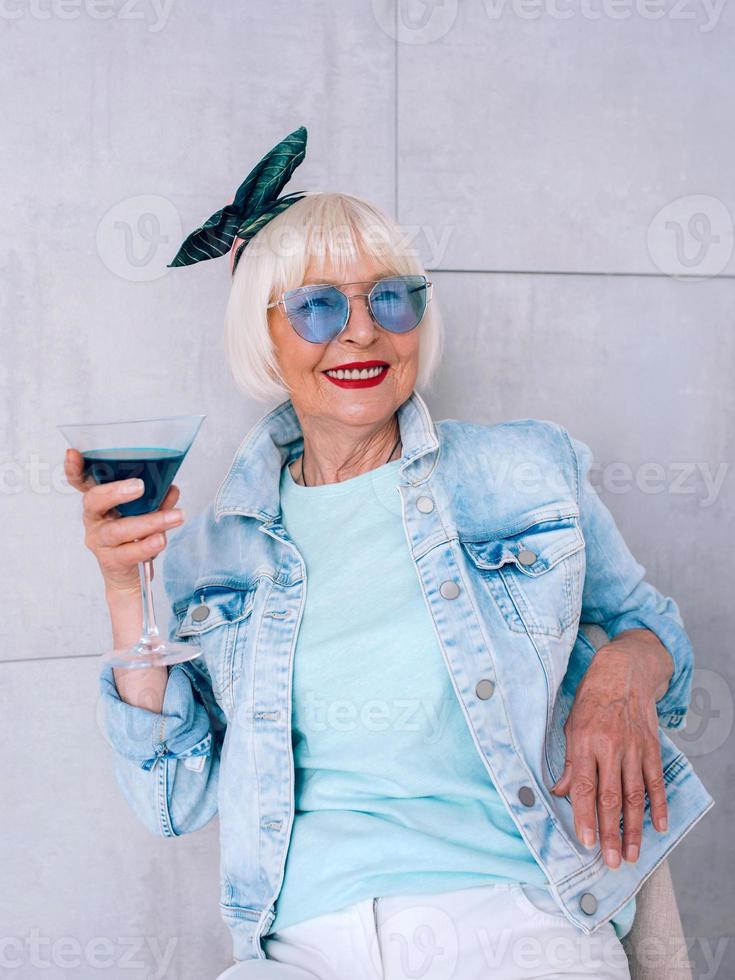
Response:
[461,512,586,638]
[173,586,257,713]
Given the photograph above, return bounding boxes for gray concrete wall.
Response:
[2,2,732,977]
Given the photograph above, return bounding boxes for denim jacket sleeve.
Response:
[97,599,225,837]
[565,432,693,730]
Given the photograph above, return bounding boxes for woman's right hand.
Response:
[64,447,185,597]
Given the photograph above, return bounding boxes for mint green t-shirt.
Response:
[269,456,635,939]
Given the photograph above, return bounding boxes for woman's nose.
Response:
[341,293,377,334]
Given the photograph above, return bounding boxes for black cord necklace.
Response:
[298,427,402,488]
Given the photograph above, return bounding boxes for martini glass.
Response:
[58,414,206,668]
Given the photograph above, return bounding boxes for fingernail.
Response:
[581,829,596,848]
[656,817,668,833]
[122,478,144,492]
[163,509,184,525]
[623,844,640,863]
[604,849,621,869]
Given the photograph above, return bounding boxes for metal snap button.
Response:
[416,496,434,513]
[517,549,537,566]
[475,679,495,700]
[192,604,210,622]
[518,786,535,807]
[439,580,460,600]
[579,892,598,915]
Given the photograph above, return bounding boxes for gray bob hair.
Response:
[223,191,444,404]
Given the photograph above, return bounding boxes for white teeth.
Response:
[325,366,386,380]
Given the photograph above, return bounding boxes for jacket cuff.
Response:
[604,609,692,730]
[98,663,214,769]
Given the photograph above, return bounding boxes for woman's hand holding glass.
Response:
[64,447,185,597]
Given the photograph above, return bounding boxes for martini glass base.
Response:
[102,636,203,669]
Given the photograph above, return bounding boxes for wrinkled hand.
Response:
[550,629,673,869]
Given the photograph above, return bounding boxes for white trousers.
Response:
[217,881,631,979]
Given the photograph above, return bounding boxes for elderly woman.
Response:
[66,129,712,979]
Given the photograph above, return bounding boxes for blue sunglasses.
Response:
[267,275,433,344]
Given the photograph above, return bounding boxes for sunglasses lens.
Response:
[370,276,428,333]
[283,286,346,342]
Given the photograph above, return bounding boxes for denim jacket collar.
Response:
[213,388,441,524]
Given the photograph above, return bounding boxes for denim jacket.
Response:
[98,389,714,962]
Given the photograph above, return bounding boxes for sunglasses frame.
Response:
[266,274,433,342]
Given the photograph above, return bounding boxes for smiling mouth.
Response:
[323,365,388,380]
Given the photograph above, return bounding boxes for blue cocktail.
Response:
[81,448,188,517]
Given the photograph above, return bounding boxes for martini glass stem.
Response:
[138,559,160,642]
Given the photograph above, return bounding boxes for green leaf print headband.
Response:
[167,125,308,275]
